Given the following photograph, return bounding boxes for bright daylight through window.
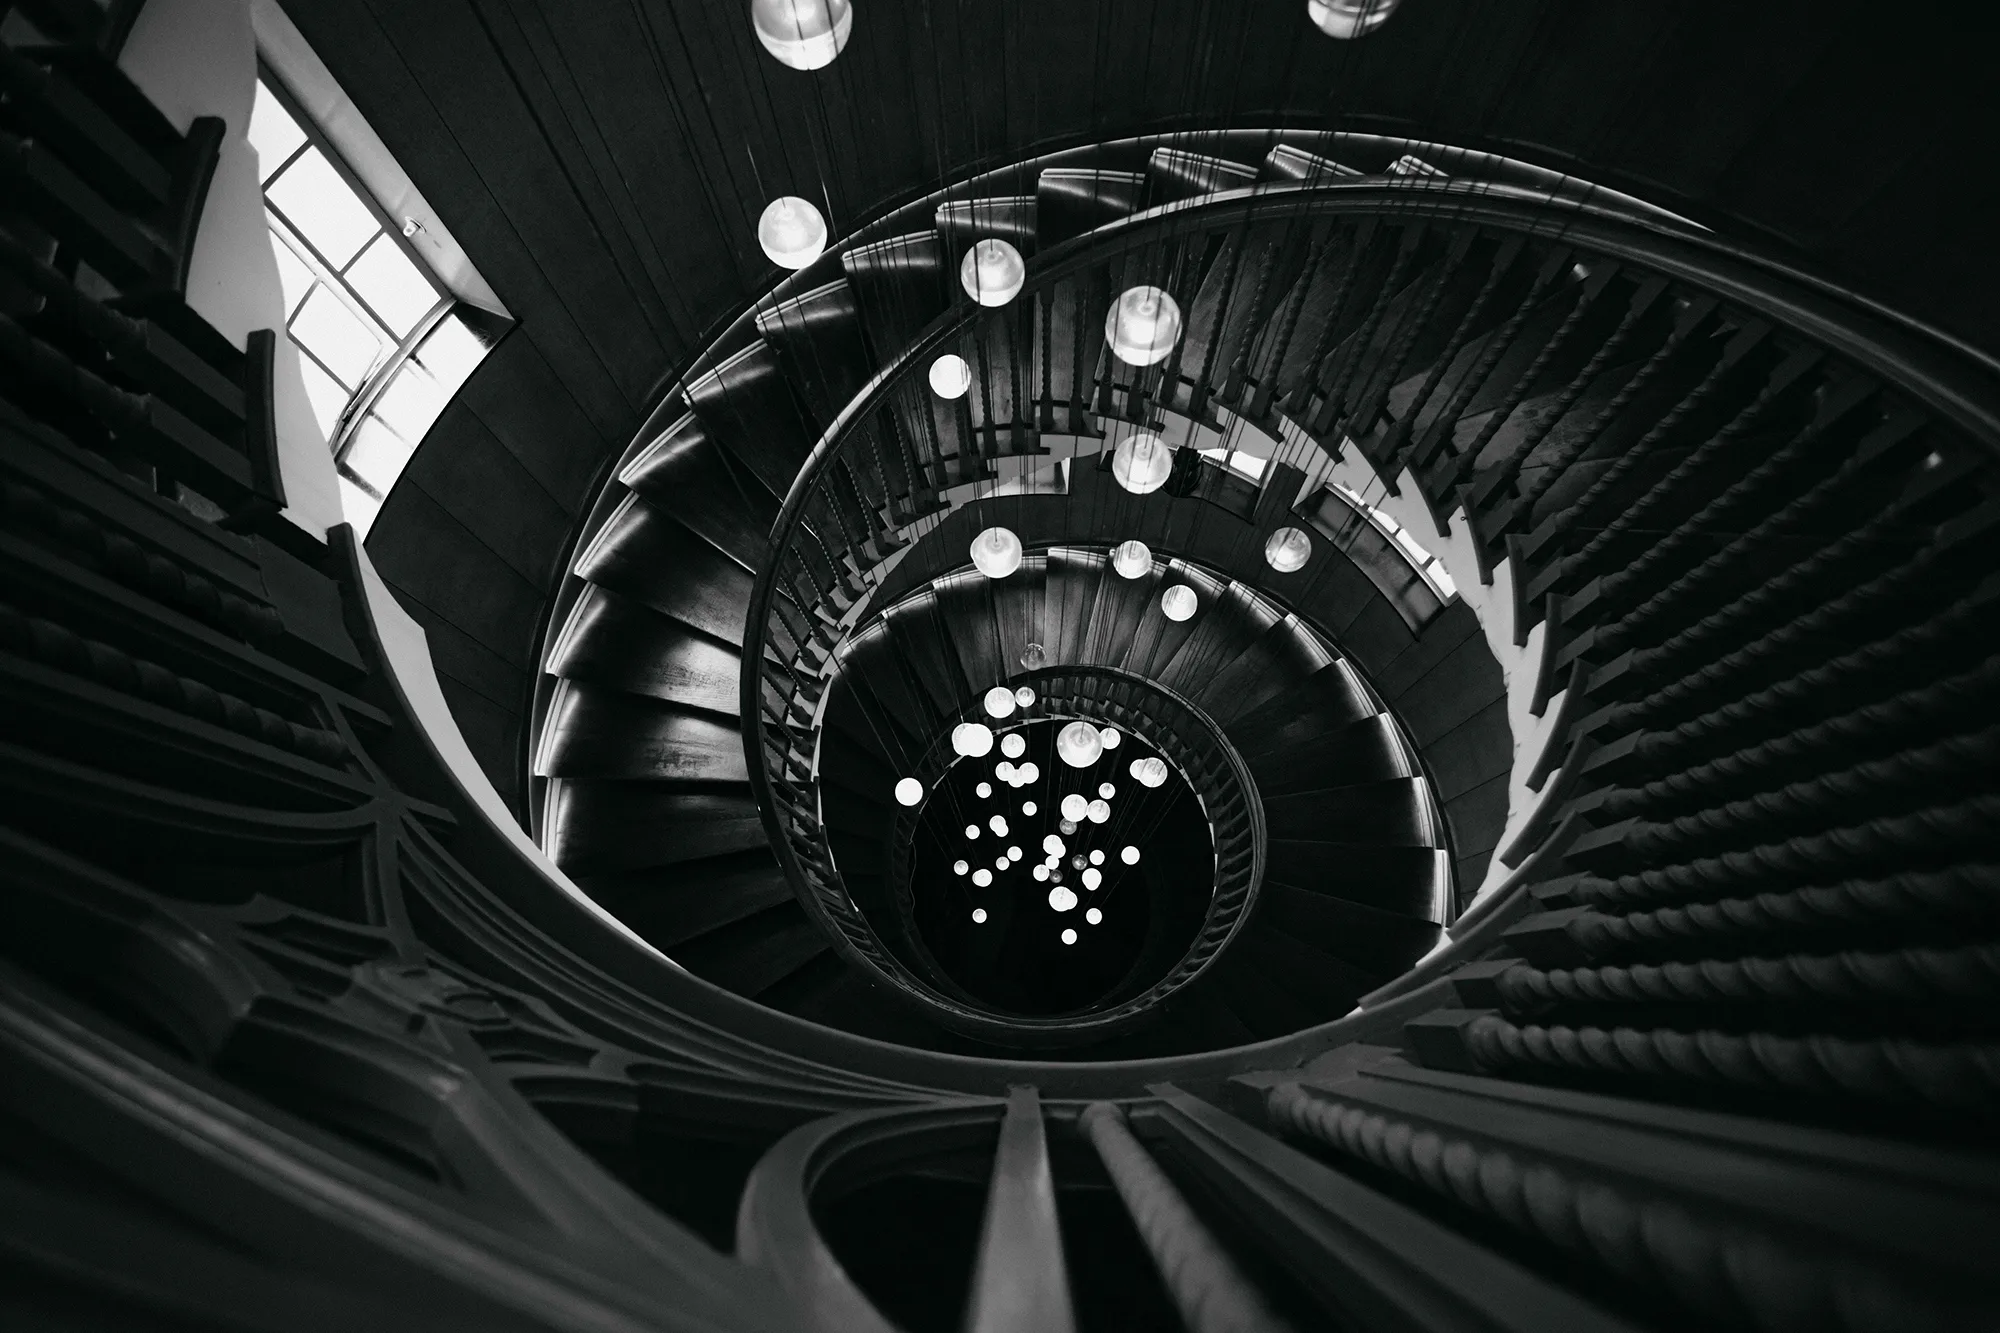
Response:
[246,72,495,535]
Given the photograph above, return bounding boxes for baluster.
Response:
[963,1087,1076,1333]
[1348,227,1474,443]
[1079,1102,1291,1333]
[1312,223,1425,440]
[1377,234,1524,478]
[1283,217,1375,419]
[1246,221,1336,422]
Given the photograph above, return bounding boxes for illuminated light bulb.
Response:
[1049,864,1064,883]
[1021,642,1047,670]
[995,762,1015,785]
[1082,867,1102,890]
[1071,854,1087,870]
[1049,885,1078,912]
[1043,834,1066,856]
[970,525,1023,578]
[1001,733,1027,759]
[894,777,923,806]
[1085,908,1102,925]
[1009,846,1023,861]
[1061,928,1078,945]
[952,722,994,758]
[1057,720,1104,768]
[756,196,827,269]
[965,824,980,839]
[989,815,1008,836]
[1110,539,1152,580]
[973,868,992,887]
[1089,849,1105,865]
[1059,818,1078,834]
[929,352,971,399]
[1022,800,1037,815]
[1016,762,1040,784]
[1014,686,1036,708]
[1086,799,1110,824]
[972,907,988,923]
[1121,845,1140,864]
[1111,431,1174,494]
[1060,793,1090,822]
[1099,728,1121,750]
[1131,757,1168,789]
[960,238,1025,307]
[751,0,853,68]
[996,855,1009,871]
[1161,584,1198,622]
[953,859,969,875]
[1307,0,1402,40]
[976,781,992,798]
[1105,285,1184,366]
[984,685,1017,719]
[1033,864,1049,881]
[1265,525,1313,573]
[1098,783,1116,799]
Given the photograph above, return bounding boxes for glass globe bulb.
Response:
[1307,0,1401,39]
[960,238,1025,307]
[1105,285,1184,366]
[996,762,1015,784]
[1130,757,1169,789]
[1089,848,1105,865]
[954,859,969,875]
[1121,845,1140,865]
[1060,793,1090,822]
[1082,867,1102,889]
[1000,732,1027,759]
[965,824,980,839]
[1014,686,1036,708]
[973,868,992,887]
[929,352,971,399]
[1016,762,1039,783]
[1086,799,1110,824]
[1085,907,1103,925]
[1008,846,1022,861]
[970,525,1023,578]
[751,0,853,69]
[983,686,1017,719]
[1059,818,1078,835]
[1111,431,1174,495]
[1110,539,1152,579]
[893,777,923,806]
[976,781,993,798]
[972,907,988,923]
[952,722,994,758]
[1161,584,1198,622]
[1099,727,1121,749]
[1049,886,1078,913]
[757,196,827,269]
[1265,526,1313,573]
[1032,864,1048,881]
[1043,834,1065,856]
[1022,800,1037,815]
[1056,720,1104,768]
[988,815,1007,837]
[1021,642,1047,670]
[1061,928,1078,945]
[996,855,1010,871]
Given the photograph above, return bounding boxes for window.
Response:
[248,71,497,536]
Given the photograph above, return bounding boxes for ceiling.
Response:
[281,0,2000,813]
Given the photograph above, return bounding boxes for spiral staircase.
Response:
[6,8,2000,1331]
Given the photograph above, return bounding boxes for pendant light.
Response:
[893,777,923,806]
[970,526,1023,578]
[1110,539,1152,579]
[1130,757,1169,788]
[1264,526,1313,572]
[983,686,1017,719]
[1056,720,1104,768]
[751,0,853,69]
[757,196,827,269]
[1161,584,1198,621]
[1307,0,1401,39]
[960,239,1025,307]
[1111,431,1173,494]
[952,722,995,758]
[1105,285,1183,366]
[929,353,971,399]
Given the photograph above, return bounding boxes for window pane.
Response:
[416,314,489,395]
[291,285,384,388]
[266,147,381,270]
[346,233,437,338]
[373,361,447,444]
[294,352,349,440]
[338,474,384,538]
[270,232,315,319]
[343,416,415,496]
[248,81,306,183]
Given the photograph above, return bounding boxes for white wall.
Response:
[117,0,342,540]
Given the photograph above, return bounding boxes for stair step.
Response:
[618,412,776,572]
[1036,168,1145,246]
[545,584,740,716]
[573,494,755,645]
[1223,661,1375,756]
[537,680,746,782]
[548,781,768,873]
[935,195,1037,263]
[686,340,813,500]
[670,900,830,998]
[1255,882,1441,974]
[1243,713,1410,795]
[575,849,792,950]
[1145,146,1257,207]
[1261,143,1361,184]
[841,232,948,363]
[754,278,875,424]
[1263,842,1443,918]
[1261,777,1433,847]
